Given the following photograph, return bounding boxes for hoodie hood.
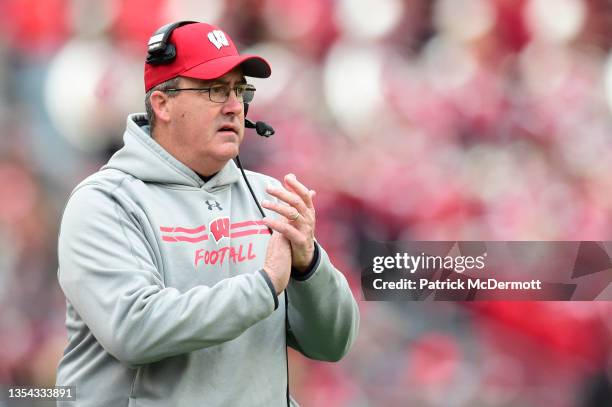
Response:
[103,113,241,190]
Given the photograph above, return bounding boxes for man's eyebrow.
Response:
[211,78,248,85]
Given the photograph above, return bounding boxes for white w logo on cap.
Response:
[207,30,229,50]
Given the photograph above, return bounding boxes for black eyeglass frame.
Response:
[164,83,256,103]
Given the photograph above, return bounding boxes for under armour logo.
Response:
[205,200,223,211]
[207,30,229,50]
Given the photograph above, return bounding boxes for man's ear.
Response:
[150,91,172,124]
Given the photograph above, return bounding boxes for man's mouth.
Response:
[218,124,238,134]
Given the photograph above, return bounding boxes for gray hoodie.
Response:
[55,113,359,407]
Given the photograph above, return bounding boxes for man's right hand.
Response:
[263,231,292,294]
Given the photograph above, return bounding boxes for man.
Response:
[55,21,359,406]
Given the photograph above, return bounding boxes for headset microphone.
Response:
[237,116,275,225]
[245,119,275,137]
[238,101,275,223]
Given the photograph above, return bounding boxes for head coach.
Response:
[55,21,359,407]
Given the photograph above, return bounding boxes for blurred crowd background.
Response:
[0,0,611,406]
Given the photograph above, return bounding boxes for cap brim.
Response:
[180,55,271,81]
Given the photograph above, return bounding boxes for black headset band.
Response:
[146,20,198,65]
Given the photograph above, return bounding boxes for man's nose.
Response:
[221,90,243,115]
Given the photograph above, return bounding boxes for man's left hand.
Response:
[262,174,316,273]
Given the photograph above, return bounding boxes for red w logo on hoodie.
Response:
[209,217,230,243]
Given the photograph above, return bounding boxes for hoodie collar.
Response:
[103,113,241,190]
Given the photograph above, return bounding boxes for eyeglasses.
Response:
[165,83,256,103]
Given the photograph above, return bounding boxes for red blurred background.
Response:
[0,0,611,406]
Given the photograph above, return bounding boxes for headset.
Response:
[146,21,290,406]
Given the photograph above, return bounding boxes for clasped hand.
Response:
[262,173,316,275]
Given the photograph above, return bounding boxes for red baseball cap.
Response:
[144,22,271,92]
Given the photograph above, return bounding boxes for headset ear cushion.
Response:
[147,44,177,65]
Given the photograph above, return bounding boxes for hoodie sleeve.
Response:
[285,243,359,362]
[58,185,276,367]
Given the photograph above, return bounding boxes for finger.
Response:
[269,230,291,247]
[261,200,301,222]
[283,174,314,209]
[266,186,308,214]
[263,217,304,243]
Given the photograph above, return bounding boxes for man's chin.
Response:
[212,145,240,162]
[216,130,242,141]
